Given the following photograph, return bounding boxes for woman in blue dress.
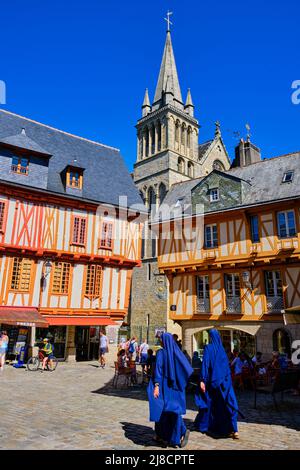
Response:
[194,329,239,439]
[147,332,193,448]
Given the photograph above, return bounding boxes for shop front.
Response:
[194,328,256,358]
[0,306,49,362]
[45,316,119,362]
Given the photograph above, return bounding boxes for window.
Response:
[213,160,225,171]
[277,210,296,238]
[265,271,283,297]
[99,221,113,249]
[0,201,6,232]
[209,188,219,202]
[147,263,151,281]
[85,265,102,296]
[177,157,184,173]
[187,161,194,178]
[72,216,86,245]
[273,329,291,357]
[52,262,70,294]
[282,171,294,183]
[225,274,240,298]
[204,224,218,248]
[11,156,29,175]
[250,215,260,243]
[159,183,167,204]
[10,258,32,291]
[197,275,210,313]
[67,168,83,189]
[151,236,157,258]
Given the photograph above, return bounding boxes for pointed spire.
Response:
[142,88,151,117]
[152,31,183,111]
[185,88,194,116]
[215,120,221,138]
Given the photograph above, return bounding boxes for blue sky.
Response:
[1,0,300,170]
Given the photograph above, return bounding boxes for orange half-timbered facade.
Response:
[0,109,145,361]
[154,145,300,358]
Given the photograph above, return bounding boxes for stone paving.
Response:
[1,361,300,450]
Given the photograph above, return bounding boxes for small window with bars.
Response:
[52,262,71,294]
[10,258,32,291]
[0,201,6,232]
[99,222,113,250]
[209,188,219,202]
[67,168,83,189]
[72,216,87,245]
[85,265,102,296]
[11,156,29,175]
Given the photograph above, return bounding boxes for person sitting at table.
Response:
[192,351,202,369]
[117,349,128,369]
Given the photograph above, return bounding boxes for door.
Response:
[75,327,90,361]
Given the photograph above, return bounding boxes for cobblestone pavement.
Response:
[1,362,300,450]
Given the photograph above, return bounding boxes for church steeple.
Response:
[152,30,183,111]
[142,88,151,117]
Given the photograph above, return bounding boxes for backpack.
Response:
[128,341,135,354]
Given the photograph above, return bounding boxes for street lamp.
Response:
[44,260,53,277]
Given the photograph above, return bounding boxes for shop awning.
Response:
[45,316,117,326]
[283,306,300,325]
[0,306,49,327]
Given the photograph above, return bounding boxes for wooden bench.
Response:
[254,369,300,410]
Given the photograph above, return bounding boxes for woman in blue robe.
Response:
[194,329,239,439]
[147,332,193,447]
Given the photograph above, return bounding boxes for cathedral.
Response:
[129,25,230,343]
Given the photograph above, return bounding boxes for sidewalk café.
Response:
[0,306,48,362]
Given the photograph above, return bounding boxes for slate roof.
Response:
[0,109,145,209]
[198,140,213,160]
[0,129,51,156]
[154,151,300,221]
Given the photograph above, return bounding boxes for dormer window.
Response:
[67,167,83,189]
[209,188,219,202]
[282,171,294,183]
[11,156,29,175]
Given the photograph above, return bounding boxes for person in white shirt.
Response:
[99,331,108,369]
[128,337,138,361]
[139,339,149,367]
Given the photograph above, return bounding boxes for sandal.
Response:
[180,430,190,448]
[229,432,239,439]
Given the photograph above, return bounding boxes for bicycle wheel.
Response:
[47,356,58,371]
[27,356,40,371]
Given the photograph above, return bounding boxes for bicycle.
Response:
[27,349,58,372]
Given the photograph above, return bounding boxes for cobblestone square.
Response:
[1,362,300,450]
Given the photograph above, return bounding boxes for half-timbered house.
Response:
[153,139,300,358]
[0,109,145,361]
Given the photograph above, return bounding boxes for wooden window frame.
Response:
[204,224,218,249]
[85,264,102,297]
[71,215,87,246]
[51,262,71,295]
[66,168,83,189]
[99,221,114,250]
[11,156,29,176]
[209,188,220,202]
[0,200,8,234]
[277,210,296,239]
[10,257,33,292]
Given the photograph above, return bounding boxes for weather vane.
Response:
[246,123,251,142]
[164,11,173,31]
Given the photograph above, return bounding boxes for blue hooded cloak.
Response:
[147,332,193,446]
[194,329,239,436]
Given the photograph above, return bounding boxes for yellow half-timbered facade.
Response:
[154,146,300,358]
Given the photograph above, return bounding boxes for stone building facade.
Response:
[129,27,230,344]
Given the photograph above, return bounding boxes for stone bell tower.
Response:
[129,20,200,343]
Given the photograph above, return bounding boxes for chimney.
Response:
[232,138,261,168]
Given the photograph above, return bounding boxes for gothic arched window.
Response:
[213,159,225,171]
[273,329,291,357]
[175,120,180,150]
[157,121,162,152]
[145,129,149,157]
[148,186,156,214]
[151,124,155,155]
[187,161,194,178]
[178,157,185,174]
[159,182,167,204]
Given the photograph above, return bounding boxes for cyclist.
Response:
[40,338,54,372]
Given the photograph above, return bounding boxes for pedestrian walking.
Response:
[99,331,108,369]
[128,337,138,361]
[194,329,239,439]
[139,339,149,366]
[147,332,193,448]
[0,330,9,372]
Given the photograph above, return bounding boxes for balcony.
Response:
[196,298,210,314]
[266,296,284,314]
[226,297,241,314]
[276,239,297,254]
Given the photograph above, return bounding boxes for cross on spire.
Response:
[164,11,173,32]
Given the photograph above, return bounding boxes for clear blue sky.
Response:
[1,0,300,170]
